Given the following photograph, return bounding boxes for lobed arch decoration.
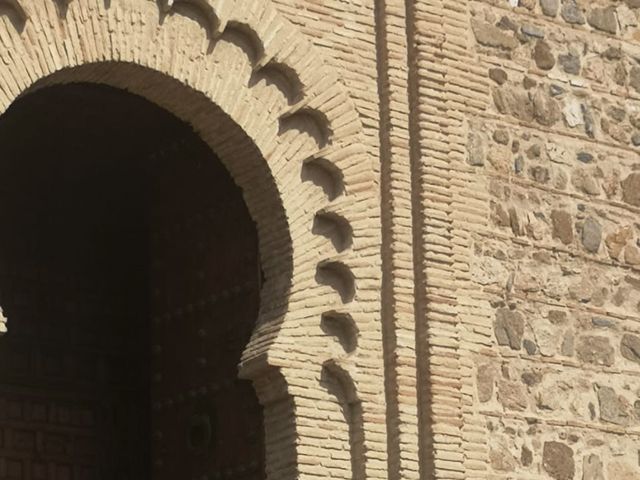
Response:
[0,0,385,479]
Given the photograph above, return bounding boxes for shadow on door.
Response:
[0,83,265,480]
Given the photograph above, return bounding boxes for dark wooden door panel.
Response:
[149,147,264,480]
[0,83,264,480]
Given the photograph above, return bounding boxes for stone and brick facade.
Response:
[0,0,637,479]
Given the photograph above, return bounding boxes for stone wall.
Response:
[468,0,640,478]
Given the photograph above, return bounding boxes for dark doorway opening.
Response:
[0,83,264,479]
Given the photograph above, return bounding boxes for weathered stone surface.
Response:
[536,323,562,356]
[529,166,550,183]
[523,76,537,90]
[591,316,613,328]
[603,118,630,143]
[543,442,575,480]
[519,0,536,10]
[490,442,518,472]
[561,333,574,356]
[606,226,634,259]
[603,46,623,60]
[532,89,560,126]
[563,99,583,127]
[493,88,534,122]
[533,40,555,70]
[493,129,509,145]
[509,206,525,236]
[549,310,567,324]
[558,53,580,74]
[613,286,630,305]
[583,454,605,480]
[521,445,533,466]
[522,24,544,38]
[497,379,528,411]
[582,104,595,137]
[493,87,534,122]
[576,152,593,163]
[620,334,640,364]
[587,7,618,34]
[606,105,626,123]
[630,66,640,93]
[607,461,637,480]
[523,338,537,354]
[514,155,524,173]
[553,170,569,190]
[614,62,627,86]
[494,202,511,227]
[526,144,541,159]
[467,131,485,166]
[472,20,518,49]
[581,175,600,196]
[626,0,640,7]
[576,336,614,366]
[540,0,559,16]
[624,245,640,265]
[581,217,602,253]
[597,386,630,426]
[489,67,508,85]
[494,308,524,349]
[497,15,519,32]
[621,173,640,206]
[561,0,586,24]
[551,210,573,244]
[624,275,640,290]
[617,4,638,30]
[521,370,542,386]
[477,363,495,402]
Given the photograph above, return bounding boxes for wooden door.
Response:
[0,169,150,480]
[148,140,265,480]
[0,123,264,480]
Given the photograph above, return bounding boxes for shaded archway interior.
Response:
[0,83,265,479]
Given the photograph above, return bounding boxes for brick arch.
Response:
[0,0,385,478]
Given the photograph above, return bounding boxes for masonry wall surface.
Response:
[274,0,640,478]
[464,1,640,478]
[413,0,640,477]
[0,0,638,478]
